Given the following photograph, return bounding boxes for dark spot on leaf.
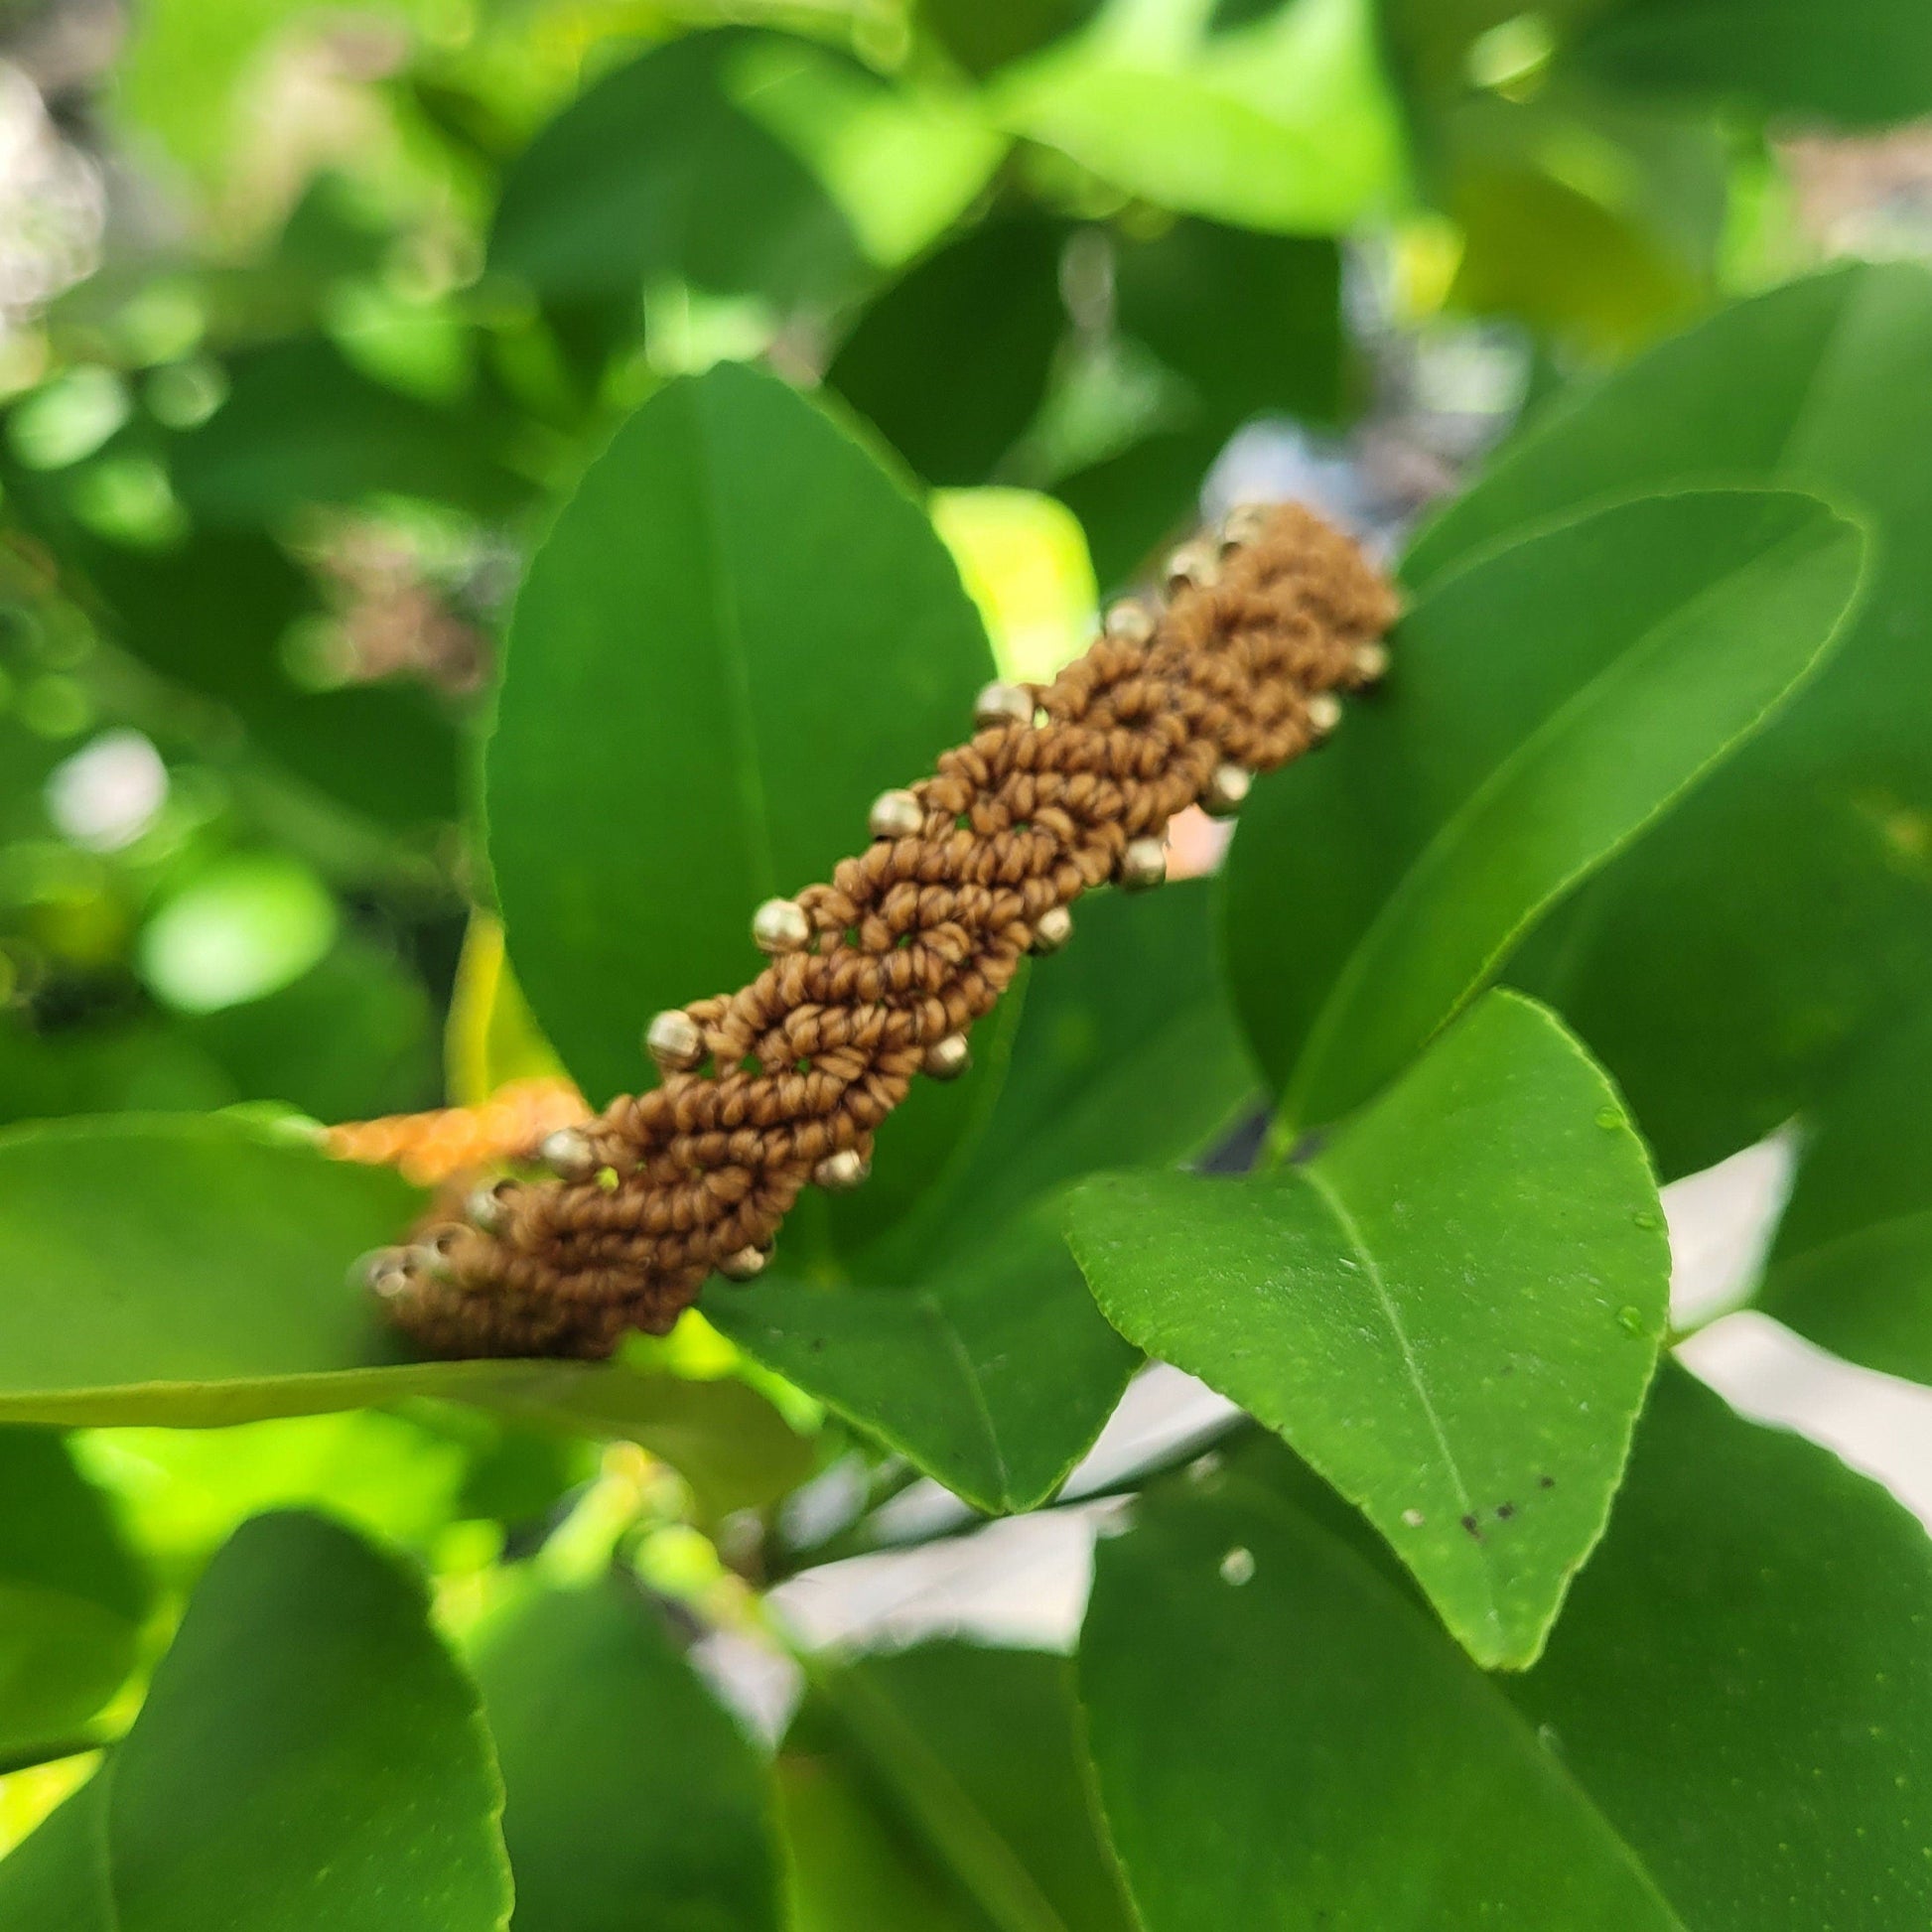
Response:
[1495,1502,1515,1520]
[1460,1514,1481,1540]
[1539,1474,1556,1489]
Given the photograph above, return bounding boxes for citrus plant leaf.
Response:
[1079,1445,1685,1930]
[709,1199,1135,1515]
[1067,991,1670,1669]
[1223,486,1865,1134]
[485,357,995,1111]
[474,1575,780,1932]
[0,1430,150,1756]
[103,1510,510,1930]
[1407,264,1932,1176]
[0,1116,807,1514]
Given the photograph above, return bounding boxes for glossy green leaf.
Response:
[1068,991,1669,1668]
[1079,1448,1682,1930]
[0,1431,148,1756]
[487,358,994,1108]
[0,1116,807,1515]
[111,1510,509,1929]
[475,1575,779,1932]
[0,1782,112,1932]
[1756,995,1932,1379]
[1084,1366,1932,1928]
[1408,265,1932,1176]
[1223,487,1865,1132]
[793,1643,1135,1932]
[1571,0,1932,130]
[829,217,1069,486]
[709,1199,1135,1515]
[487,31,861,307]
[995,0,1403,235]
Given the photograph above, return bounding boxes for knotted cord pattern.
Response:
[372,504,1397,1358]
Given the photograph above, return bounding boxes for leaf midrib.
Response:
[1286,510,1843,1122]
[1295,1165,1502,1650]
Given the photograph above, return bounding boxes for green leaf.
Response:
[919,0,1105,78]
[1052,426,1223,593]
[829,217,1070,486]
[487,31,861,308]
[112,1510,509,1929]
[0,1782,112,1931]
[790,1643,1136,1932]
[1068,991,1669,1669]
[1079,1445,1683,1929]
[474,1575,780,1932]
[1405,264,1932,1176]
[1084,1367,1932,1928]
[994,0,1403,235]
[708,1199,1135,1515]
[171,337,526,526]
[861,878,1257,1278]
[1571,0,1932,130]
[0,1430,149,1755]
[1756,994,1932,1379]
[486,358,994,1108]
[0,1116,808,1516]
[1223,486,1865,1132]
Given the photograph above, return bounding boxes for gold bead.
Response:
[1201,762,1251,818]
[813,1148,870,1192]
[973,680,1035,730]
[411,1225,464,1284]
[718,1244,769,1283]
[645,1008,706,1072]
[1220,501,1273,548]
[1119,836,1168,892]
[869,787,924,841]
[540,1126,598,1179]
[1353,640,1390,683]
[1166,539,1222,592]
[752,897,812,955]
[1308,692,1343,738]
[466,1179,512,1235]
[922,1033,972,1081]
[1104,600,1155,644]
[353,1246,410,1300]
[1030,903,1073,954]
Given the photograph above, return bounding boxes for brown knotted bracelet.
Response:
[363,502,1398,1360]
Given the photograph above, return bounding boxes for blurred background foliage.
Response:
[0,0,1930,1907]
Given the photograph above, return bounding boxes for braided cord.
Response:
[372,503,1398,1358]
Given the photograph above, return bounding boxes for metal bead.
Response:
[718,1245,770,1283]
[1308,692,1343,738]
[540,1125,598,1179]
[467,1179,512,1235]
[353,1246,411,1300]
[1166,539,1222,592]
[1103,599,1156,644]
[1220,501,1274,548]
[1030,903,1073,954]
[411,1226,464,1284]
[1353,640,1391,683]
[813,1148,871,1192]
[869,788,924,841]
[973,680,1035,730]
[645,1008,706,1072]
[1119,836,1168,893]
[922,1033,972,1081]
[1201,762,1252,819]
[752,897,812,955]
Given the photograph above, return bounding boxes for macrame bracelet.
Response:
[362,502,1398,1360]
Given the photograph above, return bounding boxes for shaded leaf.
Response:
[475,1575,779,1932]
[709,1201,1134,1515]
[1407,264,1932,1176]
[829,217,1070,486]
[0,1781,111,1931]
[1223,487,1865,1132]
[0,1431,149,1755]
[487,358,994,1108]
[1069,991,1667,1668]
[920,0,1105,78]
